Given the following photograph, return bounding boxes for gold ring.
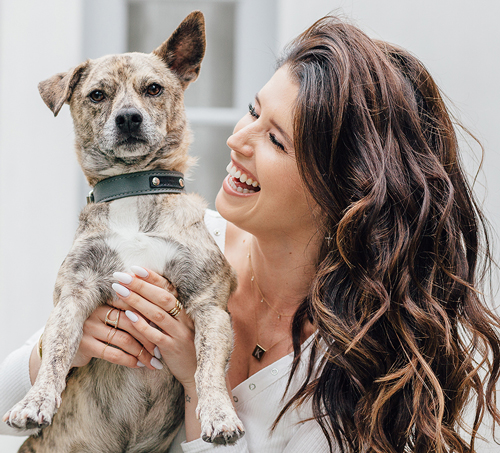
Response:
[105,308,120,328]
[106,326,118,344]
[137,347,144,359]
[167,299,182,318]
[38,333,44,360]
[101,344,108,360]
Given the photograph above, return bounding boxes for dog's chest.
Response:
[105,197,177,273]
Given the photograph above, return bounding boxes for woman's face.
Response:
[216,67,319,241]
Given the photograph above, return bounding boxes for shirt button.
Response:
[249,383,256,390]
[233,396,238,402]
[271,368,278,376]
[214,229,221,236]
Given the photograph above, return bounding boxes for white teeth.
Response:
[225,162,260,190]
[228,175,256,194]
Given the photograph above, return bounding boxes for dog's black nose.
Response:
[115,108,143,134]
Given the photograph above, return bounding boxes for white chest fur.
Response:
[106,197,178,274]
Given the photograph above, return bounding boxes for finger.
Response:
[108,297,133,312]
[93,306,156,355]
[130,266,178,297]
[123,309,174,359]
[113,272,178,313]
[112,282,192,332]
[112,270,193,328]
[80,334,147,369]
[84,315,156,370]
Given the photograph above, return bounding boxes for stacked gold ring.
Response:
[167,299,182,318]
[104,308,120,328]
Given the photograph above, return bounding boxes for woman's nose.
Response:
[227,118,254,157]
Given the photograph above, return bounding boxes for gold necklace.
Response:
[248,249,294,321]
[248,247,293,361]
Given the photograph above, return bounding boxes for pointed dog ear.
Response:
[153,10,206,89]
[38,61,89,116]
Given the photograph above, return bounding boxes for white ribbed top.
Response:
[0,328,42,436]
[169,334,333,453]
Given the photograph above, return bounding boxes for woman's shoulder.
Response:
[204,209,250,261]
[203,209,228,252]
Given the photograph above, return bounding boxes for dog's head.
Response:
[39,11,205,186]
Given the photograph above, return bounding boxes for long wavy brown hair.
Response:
[276,16,500,453]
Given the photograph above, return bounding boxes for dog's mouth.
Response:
[117,135,147,146]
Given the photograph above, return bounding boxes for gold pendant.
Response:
[252,344,266,361]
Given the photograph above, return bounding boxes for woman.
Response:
[2,15,500,453]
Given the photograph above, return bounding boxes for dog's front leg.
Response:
[4,247,114,431]
[4,290,97,431]
[192,304,245,445]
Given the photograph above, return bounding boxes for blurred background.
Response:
[0,0,499,450]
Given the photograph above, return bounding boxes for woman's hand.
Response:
[71,300,158,371]
[111,267,197,389]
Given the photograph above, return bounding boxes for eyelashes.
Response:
[248,103,259,119]
[247,103,285,152]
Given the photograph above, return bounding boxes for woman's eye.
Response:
[248,103,259,119]
[146,83,163,96]
[269,133,285,152]
[89,90,105,103]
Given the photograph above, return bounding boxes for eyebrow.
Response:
[255,93,293,148]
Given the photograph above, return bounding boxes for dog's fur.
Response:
[4,11,244,452]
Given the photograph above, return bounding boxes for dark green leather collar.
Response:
[87,170,185,204]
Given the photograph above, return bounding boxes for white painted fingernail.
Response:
[112,283,130,297]
[137,361,145,367]
[125,310,138,322]
[154,346,162,359]
[131,266,149,278]
[151,357,163,370]
[113,272,133,284]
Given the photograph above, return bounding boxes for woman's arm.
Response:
[0,330,41,436]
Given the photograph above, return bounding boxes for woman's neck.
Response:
[225,221,322,319]
[247,236,319,317]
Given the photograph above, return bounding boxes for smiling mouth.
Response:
[226,162,261,193]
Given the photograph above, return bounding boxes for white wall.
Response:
[0,1,82,448]
[0,0,83,354]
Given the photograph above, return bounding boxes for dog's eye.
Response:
[146,84,163,97]
[89,90,105,103]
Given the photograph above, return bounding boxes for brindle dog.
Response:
[4,11,244,452]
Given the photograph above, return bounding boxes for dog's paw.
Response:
[197,403,245,445]
[4,391,61,430]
